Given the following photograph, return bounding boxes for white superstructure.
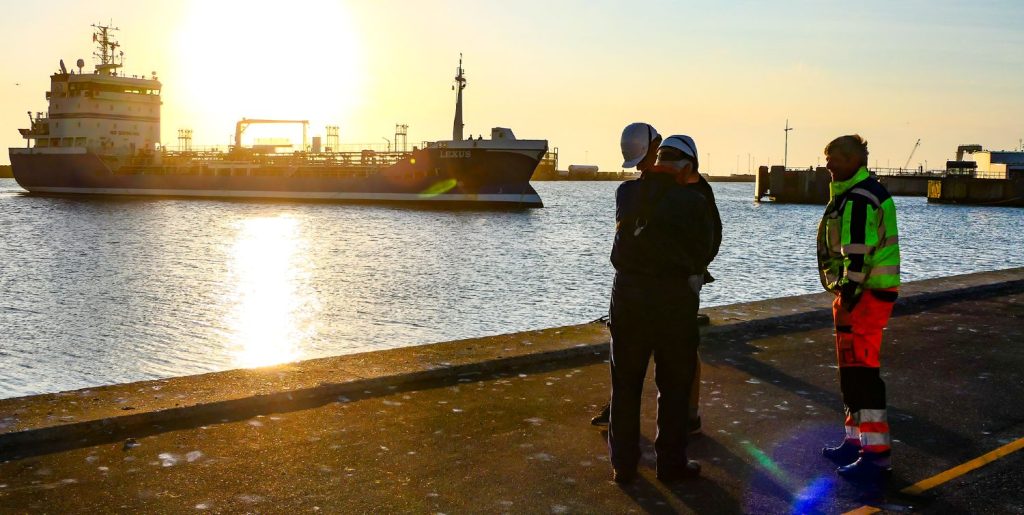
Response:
[18,24,161,157]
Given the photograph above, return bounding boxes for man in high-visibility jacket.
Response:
[817,134,901,482]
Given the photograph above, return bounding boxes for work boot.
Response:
[837,454,892,482]
[656,460,701,482]
[822,439,862,465]
[591,403,610,426]
[688,416,703,436]
[612,467,637,484]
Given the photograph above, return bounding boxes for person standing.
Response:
[677,139,722,435]
[607,134,713,483]
[817,135,901,482]
[592,124,721,435]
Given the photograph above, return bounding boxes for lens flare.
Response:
[741,440,788,483]
[419,178,457,198]
[790,476,835,515]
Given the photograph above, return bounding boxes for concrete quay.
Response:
[1,268,1023,513]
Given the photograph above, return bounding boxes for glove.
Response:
[703,270,715,284]
[839,282,862,312]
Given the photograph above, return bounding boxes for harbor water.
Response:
[1,178,1022,399]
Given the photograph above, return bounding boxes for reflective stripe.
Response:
[880,235,899,248]
[861,432,891,447]
[849,187,881,207]
[868,265,900,278]
[845,412,860,426]
[860,409,887,422]
[860,421,889,434]
[845,426,861,439]
[847,270,867,282]
[842,243,874,254]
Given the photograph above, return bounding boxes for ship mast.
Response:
[91,23,123,76]
[452,54,466,141]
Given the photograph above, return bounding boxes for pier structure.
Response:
[755,165,831,204]
[1,269,1023,512]
[928,148,1024,206]
[755,165,957,204]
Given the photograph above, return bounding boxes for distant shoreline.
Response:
[705,174,755,183]
[0,166,756,183]
[532,172,755,182]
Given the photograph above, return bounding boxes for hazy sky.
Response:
[2,0,1022,172]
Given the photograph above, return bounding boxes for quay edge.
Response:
[1,267,1023,459]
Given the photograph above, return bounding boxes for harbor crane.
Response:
[903,139,920,170]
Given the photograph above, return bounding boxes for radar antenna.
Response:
[91,22,123,76]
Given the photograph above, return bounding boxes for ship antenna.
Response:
[452,53,466,141]
[91,22,122,76]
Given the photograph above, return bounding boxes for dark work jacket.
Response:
[610,173,714,307]
[693,175,722,264]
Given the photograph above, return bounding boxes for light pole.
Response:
[783,119,793,170]
[382,137,391,152]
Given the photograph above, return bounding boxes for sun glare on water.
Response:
[174,0,363,145]
[226,215,319,368]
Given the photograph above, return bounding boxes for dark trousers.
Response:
[608,286,700,473]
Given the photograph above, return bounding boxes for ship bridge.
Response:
[18,23,162,157]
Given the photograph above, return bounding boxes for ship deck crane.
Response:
[234,118,309,150]
[903,138,920,170]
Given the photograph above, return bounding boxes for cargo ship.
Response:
[9,25,547,207]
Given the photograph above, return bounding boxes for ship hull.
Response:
[9,145,545,207]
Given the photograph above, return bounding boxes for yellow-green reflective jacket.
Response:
[816,167,901,293]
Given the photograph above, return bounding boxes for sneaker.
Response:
[837,457,892,482]
[822,440,862,465]
[591,403,610,426]
[612,467,637,484]
[657,460,701,482]
[688,416,703,435]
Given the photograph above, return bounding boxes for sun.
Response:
[172,0,363,147]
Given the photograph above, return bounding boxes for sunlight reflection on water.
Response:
[225,216,318,368]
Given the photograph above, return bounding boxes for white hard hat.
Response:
[658,135,699,170]
[620,122,660,168]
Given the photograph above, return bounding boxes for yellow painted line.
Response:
[843,436,1024,515]
[900,436,1024,496]
[843,507,881,515]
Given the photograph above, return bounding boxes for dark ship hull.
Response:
[10,144,545,207]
